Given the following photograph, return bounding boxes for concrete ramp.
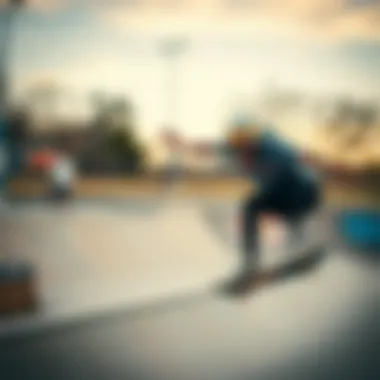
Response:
[1,201,379,380]
[0,201,237,338]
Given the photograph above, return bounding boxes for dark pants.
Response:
[241,175,321,271]
[49,185,73,202]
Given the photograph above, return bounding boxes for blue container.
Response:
[338,210,380,252]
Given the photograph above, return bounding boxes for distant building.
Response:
[147,135,233,176]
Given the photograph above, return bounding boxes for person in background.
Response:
[48,147,77,202]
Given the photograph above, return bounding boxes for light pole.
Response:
[158,37,188,130]
[0,0,23,200]
[157,37,188,183]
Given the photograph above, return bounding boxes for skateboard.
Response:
[220,246,327,297]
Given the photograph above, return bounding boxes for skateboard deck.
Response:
[220,246,327,297]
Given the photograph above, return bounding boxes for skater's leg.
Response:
[223,190,272,294]
[224,176,321,295]
[286,216,308,254]
[240,191,266,274]
[284,180,322,253]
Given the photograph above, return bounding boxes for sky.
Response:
[1,0,380,142]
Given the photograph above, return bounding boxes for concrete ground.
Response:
[9,176,380,206]
[0,197,379,380]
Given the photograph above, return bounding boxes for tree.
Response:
[259,87,304,118]
[328,99,378,148]
[85,93,146,174]
[89,92,133,129]
[6,104,31,176]
[106,127,146,173]
[24,79,62,124]
[89,91,108,121]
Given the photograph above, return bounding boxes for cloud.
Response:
[1,0,74,12]
[96,0,380,42]
[329,5,380,39]
[3,0,377,41]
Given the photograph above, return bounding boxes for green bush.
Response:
[106,126,146,173]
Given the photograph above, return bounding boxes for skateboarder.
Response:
[163,120,322,295]
[222,117,322,295]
